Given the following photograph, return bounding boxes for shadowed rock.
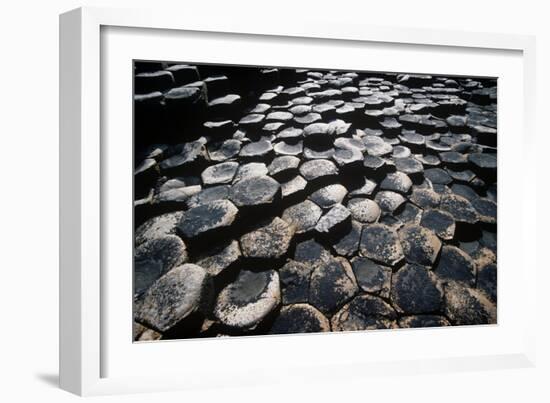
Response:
[360,224,404,266]
[134,235,188,296]
[471,197,497,224]
[315,204,351,235]
[201,161,239,185]
[380,172,413,194]
[268,155,300,179]
[375,190,406,213]
[332,220,363,257]
[440,193,479,224]
[229,176,281,208]
[351,256,392,297]
[281,175,307,199]
[186,185,230,209]
[279,260,315,304]
[399,224,442,266]
[282,200,323,234]
[214,270,281,330]
[177,200,238,240]
[331,294,397,331]
[391,264,443,314]
[196,240,241,276]
[477,263,497,302]
[239,140,273,159]
[394,157,424,175]
[269,304,330,334]
[294,238,331,266]
[443,281,496,325]
[309,257,358,315]
[420,209,456,240]
[398,315,450,328]
[240,217,295,259]
[136,264,213,332]
[434,245,476,286]
[135,211,183,246]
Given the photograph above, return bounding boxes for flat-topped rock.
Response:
[332,147,363,169]
[299,159,338,182]
[364,136,393,157]
[351,256,392,297]
[309,184,348,209]
[424,168,452,185]
[280,175,307,199]
[201,161,239,185]
[186,185,230,208]
[282,200,323,234]
[268,155,300,178]
[134,235,188,296]
[269,304,330,334]
[273,141,303,156]
[374,190,406,213]
[380,172,413,194]
[238,113,265,127]
[332,220,363,257]
[240,217,295,259]
[214,270,281,330]
[347,198,381,223]
[233,162,268,183]
[349,177,377,197]
[391,264,443,314]
[208,139,241,162]
[399,224,442,266]
[177,200,238,240]
[443,281,496,325]
[159,139,207,172]
[279,260,315,304]
[135,211,184,246]
[309,257,358,314]
[440,193,479,224]
[239,139,273,159]
[315,204,351,235]
[266,111,293,122]
[420,209,456,240]
[434,245,476,286]
[410,188,441,209]
[294,112,322,125]
[331,294,397,331]
[276,126,303,140]
[471,197,497,224]
[394,156,424,175]
[196,240,241,277]
[136,264,213,332]
[229,175,281,208]
[360,224,404,266]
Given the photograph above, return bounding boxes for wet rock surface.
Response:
[134,62,498,339]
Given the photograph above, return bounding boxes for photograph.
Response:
[132,61,497,341]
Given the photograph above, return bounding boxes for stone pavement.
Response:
[132,61,497,341]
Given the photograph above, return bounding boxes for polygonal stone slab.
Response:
[279,260,315,305]
[424,168,452,185]
[471,197,497,224]
[299,159,338,182]
[196,240,241,277]
[233,162,268,183]
[239,139,273,159]
[360,224,404,266]
[309,184,348,209]
[308,257,359,314]
[282,200,323,234]
[410,188,441,209]
[134,235,188,296]
[229,176,281,208]
[443,281,496,325]
[177,200,238,240]
[269,304,330,334]
[268,155,300,178]
[477,263,497,303]
[214,270,281,330]
[420,209,456,240]
[434,245,476,286]
[201,161,239,185]
[374,190,406,213]
[280,175,307,199]
[380,172,413,194]
[347,198,381,223]
[315,204,352,235]
[239,217,295,259]
[331,294,397,331]
[399,224,442,266]
[350,256,392,297]
[332,220,363,257]
[394,157,424,175]
[135,211,184,246]
[391,264,443,314]
[273,141,303,156]
[439,193,479,224]
[136,264,213,332]
[186,185,230,209]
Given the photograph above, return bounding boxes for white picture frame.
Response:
[59,6,537,396]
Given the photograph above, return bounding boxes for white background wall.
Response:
[0,0,548,401]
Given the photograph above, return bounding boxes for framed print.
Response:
[59,6,537,396]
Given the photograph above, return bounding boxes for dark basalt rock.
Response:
[273,141,303,156]
[201,161,239,185]
[277,126,303,140]
[136,264,213,332]
[177,200,238,240]
[308,256,358,315]
[135,211,183,246]
[351,257,392,297]
[315,204,352,235]
[135,70,174,94]
[394,157,424,175]
[294,112,322,125]
[347,198,381,223]
[280,175,307,200]
[203,120,236,138]
[420,209,456,240]
[374,190,406,213]
[164,64,199,86]
[392,145,412,159]
[363,155,386,172]
[332,147,363,169]
[233,162,268,183]
[434,245,476,286]
[477,263,497,302]
[238,113,265,128]
[468,152,497,170]
[303,146,335,160]
[309,184,348,209]
[439,193,479,224]
[299,159,338,182]
[240,217,295,259]
[424,168,453,185]
[471,197,497,224]
[348,177,377,198]
[268,156,300,179]
[398,315,450,328]
[380,172,413,194]
[134,235,188,296]
[214,270,281,330]
[391,264,443,314]
[399,224,442,266]
[239,139,273,159]
[443,281,496,325]
[360,224,404,266]
[363,136,393,157]
[269,304,330,334]
[159,138,207,174]
[229,175,281,208]
[208,139,241,162]
[196,240,241,277]
[279,260,315,305]
[186,185,230,209]
[332,220,363,257]
[282,200,323,234]
[331,294,397,331]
